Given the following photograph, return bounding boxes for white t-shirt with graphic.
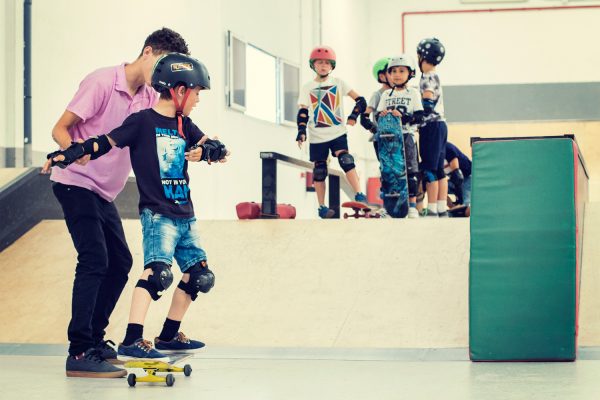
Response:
[420,72,445,122]
[297,76,352,144]
[376,86,423,135]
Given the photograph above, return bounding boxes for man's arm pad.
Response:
[84,135,112,160]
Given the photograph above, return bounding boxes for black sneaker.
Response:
[438,211,449,218]
[66,348,126,378]
[95,339,123,365]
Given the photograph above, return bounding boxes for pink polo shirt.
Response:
[50,64,158,202]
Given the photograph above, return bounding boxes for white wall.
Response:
[0,1,6,150]
[321,0,378,178]
[367,0,600,86]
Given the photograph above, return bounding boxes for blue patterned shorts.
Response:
[140,208,207,272]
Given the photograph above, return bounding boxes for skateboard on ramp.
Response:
[341,201,381,219]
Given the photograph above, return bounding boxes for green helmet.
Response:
[372,57,390,82]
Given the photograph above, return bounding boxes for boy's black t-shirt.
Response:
[108,109,204,218]
[445,142,472,178]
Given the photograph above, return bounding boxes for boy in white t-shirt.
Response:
[375,55,423,218]
[377,54,423,218]
[296,46,367,218]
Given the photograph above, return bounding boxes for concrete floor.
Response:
[2,346,600,400]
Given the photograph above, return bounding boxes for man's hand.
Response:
[41,151,67,174]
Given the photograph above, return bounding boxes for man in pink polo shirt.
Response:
[50,28,190,378]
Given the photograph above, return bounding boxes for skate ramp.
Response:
[0,211,598,348]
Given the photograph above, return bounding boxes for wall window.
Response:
[231,36,246,109]
[281,61,300,125]
[227,31,298,126]
[246,44,277,123]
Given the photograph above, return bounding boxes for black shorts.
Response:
[419,121,447,172]
[309,134,349,161]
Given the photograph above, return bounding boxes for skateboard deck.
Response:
[341,201,380,219]
[376,114,409,218]
[125,353,193,387]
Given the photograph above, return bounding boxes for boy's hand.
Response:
[197,138,228,164]
[347,119,356,126]
[296,132,306,149]
[379,110,389,117]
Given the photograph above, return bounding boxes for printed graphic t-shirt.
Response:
[108,109,204,218]
[297,76,352,144]
[420,72,445,122]
[376,86,423,135]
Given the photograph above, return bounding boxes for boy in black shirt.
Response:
[45,53,228,360]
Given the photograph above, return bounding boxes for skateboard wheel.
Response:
[166,374,175,387]
[127,373,136,387]
[184,364,192,377]
[343,213,349,219]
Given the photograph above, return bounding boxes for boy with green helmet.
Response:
[360,57,391,160]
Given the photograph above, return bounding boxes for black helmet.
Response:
[416,38,445,65]
[151,53,210,92]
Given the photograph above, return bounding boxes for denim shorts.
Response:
[140,208,207,272]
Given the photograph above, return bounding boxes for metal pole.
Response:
[23,0,32,166]
[261,158,278,218]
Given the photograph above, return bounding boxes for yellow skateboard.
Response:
[125,353,192,387]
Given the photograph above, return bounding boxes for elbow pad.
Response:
[297,108,309,133]
[422,98,436,114]
[348,96,367,121]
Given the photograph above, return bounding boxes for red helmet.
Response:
[309,46,336,71]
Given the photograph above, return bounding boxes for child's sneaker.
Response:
[421,209,438,217]
[407,207,419,219]
[66,348,127,378]
[95,339,121,364]
[155,332,205,353]
[354,192,367,203]
[117,338,169,361]
[438,211,449,218]
[318,205,335,219]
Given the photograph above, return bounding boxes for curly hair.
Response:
[140,27,189,56]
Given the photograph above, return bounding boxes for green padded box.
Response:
[469,136,587,361]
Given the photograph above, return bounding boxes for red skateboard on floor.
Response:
[341,201,381,219]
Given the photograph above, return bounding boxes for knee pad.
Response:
[178,261,215,301]
[423,170,437,184]
[136,262,173,301]
[436,169,446,180]
[408,174,419,197]
[313,161,328,182]
[337,151,355,172]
